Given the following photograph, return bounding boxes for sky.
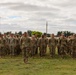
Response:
[0,0,76,34]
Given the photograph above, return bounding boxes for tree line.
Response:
[2,30,75,37]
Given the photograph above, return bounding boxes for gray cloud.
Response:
[0,2,23,6]
[0,24,28,32]
[63,18,76,25]
[0,0,76,34]
[35,11,62,19]
[6,3,59,12]
[54,0,76,7]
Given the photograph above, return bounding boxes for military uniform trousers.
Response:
[49,45,56,57]
[72,46,76,58]
[39,45,46,56]
[31,46,36,56]
[9,45,15,56]
[23,47,30,58]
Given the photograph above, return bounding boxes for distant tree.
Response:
[32,31,42,37]
[57,31,74,37]
[5,32,11,35]
[18,31,22,35]
[43,33,50,37]
[57,31,61,36]
[27,30,32,37]
[47,34,50,37]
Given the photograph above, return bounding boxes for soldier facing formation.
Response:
[0,32,76,61]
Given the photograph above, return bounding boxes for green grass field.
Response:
[0,55,76,75]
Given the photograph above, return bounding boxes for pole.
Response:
[46,21,48,34]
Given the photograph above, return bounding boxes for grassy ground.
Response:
[0,55,76,75]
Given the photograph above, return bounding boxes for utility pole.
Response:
[46,21,48,34]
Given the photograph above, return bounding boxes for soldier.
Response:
[34,34,39,55]
[30,35,37,57]
[38,35,47,57]
[67,36,72,56]
[43,33,48,54]
[21,32,31,63]
[57,36,61,55]
[71,34,76,58]
[14,34,21,56]
[0,34,4,57]
[9,34,15,57]
[58,34,67,58]
[3,33,9,56]
[48,34,57,57]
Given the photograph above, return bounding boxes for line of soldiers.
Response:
[0,32,76,63]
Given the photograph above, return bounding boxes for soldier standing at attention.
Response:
[14,34,21,56]
[38,35,47,57]
[8,34,15,57]
[3,34,8,56]
[57,36,61,55]
[67,36,72,56]
[0,34,4,58]
[71,34,76,58]
[30,35,37,57]
[21,32,31,63]
[43,33,48,54]
[48,34,57,58]
[59,34,67,58]
[34,34,39,55]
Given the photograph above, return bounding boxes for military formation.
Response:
[0,32,76,63]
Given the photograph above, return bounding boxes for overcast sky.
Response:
[0,0,76,34]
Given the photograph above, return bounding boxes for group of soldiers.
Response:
[0,32,76,63]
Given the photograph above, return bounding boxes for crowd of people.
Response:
[0,32,76,63]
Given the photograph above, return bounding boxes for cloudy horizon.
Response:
[0,0,76,34]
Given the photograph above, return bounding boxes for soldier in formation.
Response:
[30,35,37,57]
[71,34,76,58]
[0,34,4,57]
[15,34,21,56]
[58,34,68,58]
[0,32,76,60]
[48,34,57,57]
[38,35,47,56]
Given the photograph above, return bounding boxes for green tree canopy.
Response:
[32,31,42,37]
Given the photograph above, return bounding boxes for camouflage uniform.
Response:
[44,37,48,54]
[43,34,48,54]
[0,36,4,57]
[59,37,67,57]
[9,35,15,57]
[21,33,31,63]
[57,37,61,55]
[67,38,72,56]
[38,35,47,56]
[3,35,9,56]
[14,35,21,56]
[34,35,39,55]
[30,35,37,56]
[48,37,57,57]
[71,38,76,58]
